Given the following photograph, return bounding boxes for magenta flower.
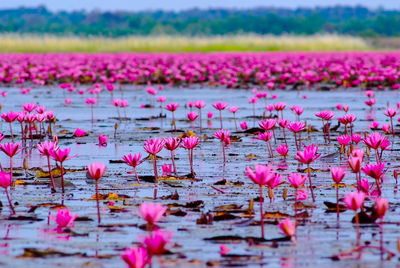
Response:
[0,171,14,214]
[122,153,143,183]
[22,102,37,113]
[257,131,274,157]
[187,112,198,122]
[181,136,200,176]
[1,111,18,142]
[98,134,108,146]
[144,138,165,184]
[51,147,76,193]
[288,173,307,188]
[139,202,167,228]
[49,208,77,229]
[37,141,59,192]
[87,162,107,224]
[374,198,389,219]
[343,191,365,211]
[165,103,179,130]
[240,121,248,130]
[163,137,181,175]
[295,144,320,202]
[214,129,230,163]
[74,128,86,137]
[244,164,276,238]
[161,163,173,176]
[295,144,320,165]
[219,245,230,256]
[275,144,289,158]
[279,218,296,242]
[212,101,228,128]
[362,162,385,195]
[259,119,276,131]
[0,141,23,184]
[121,247,150,268]
[140,230,173,255]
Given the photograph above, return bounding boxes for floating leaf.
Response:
[19,248,85,258]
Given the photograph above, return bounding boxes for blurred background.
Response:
[0,0,399,52]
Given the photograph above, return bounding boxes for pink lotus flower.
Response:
[144,138,165,183]
[336,135,351,146]
[290,105,303,116]
[374,198,389,219]
[1,111,18,123]
[49,208,77,228]
[351,133,362,144]
[228,106,238,113]
[365,98,376,107]
[219,245,230,256]
[146,87,157,95]
[296,188,308,201]
[165,103,178,112]
[276,144,289,157]
[121,247,150,268]
[181,136,200,176]
[157,96,167,103]
[187,112,198,122]
[295,144,320,165]
[164,137,180,151]
[279,218,296,239]
[194,100,205,109]
[140,230,172,255]
[37,141,59,191]
[212,101,228,128]
[274,102,286,111]
[122,153,143,183]
[348,156,362,173]
[362,162,386,181]
[162,137,180,175]
[365,90,375,98]
[384,107,397,118]
[51,147,75,163]
[331,167,346,184]
[295,144,320,202]
[74,128,86,137]
[287,173,307,188]
[315,110,334,120]
[98,134,108,146]
[88,162,106,181]
[259,119,276,130]
[207,112,213,119]
[212,101,228,111]
[123,153,143,168]
[144,138,164,156]
[0,141,22,158]
[88,162,106,224]
[85,98,97,104]
[139,202,167,227]
[240,121,248,130]
[343,192,365,211]
[369,121,380,129]
[112,99,122,107]
[244,164,275,187]
[161,163,173,176]
[22,102,37,113]
[0,171,14,214]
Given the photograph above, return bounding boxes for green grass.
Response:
[0,34,372,53]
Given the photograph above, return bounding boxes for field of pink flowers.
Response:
[1,52,400,90]
[0,52,400,267]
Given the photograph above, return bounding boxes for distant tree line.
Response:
[0,5,399,37]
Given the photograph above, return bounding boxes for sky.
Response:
[0,0,398,11]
